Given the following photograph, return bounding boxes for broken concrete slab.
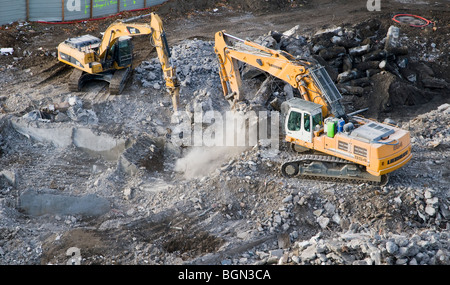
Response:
[10,118,127,160]
[349,44,370,56]
[10,118,73,148]
[385,25,401,51]
[18,189,110,217]
[337,69,361,83]
[0,170,16,188]
[73,128,127,161]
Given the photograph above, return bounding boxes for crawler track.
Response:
[280,153,389,186]
[110,67,132,95]
[34,62,72,87]
[68,69,86,92]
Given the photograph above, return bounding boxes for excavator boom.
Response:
[214,31,346,119]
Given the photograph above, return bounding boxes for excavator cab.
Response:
[111,36,133,68]
[283,99,323,144]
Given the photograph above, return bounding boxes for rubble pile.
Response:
[274,229,449,265]
[407,103,450,149]
[134,39,228,113]
[238,20,449,118]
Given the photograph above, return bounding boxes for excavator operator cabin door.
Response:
[114,36,133,68]
[285,110,313,143]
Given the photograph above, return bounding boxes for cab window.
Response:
[312,113,323,130]
[304,113,311,132]
[287,111,301,131]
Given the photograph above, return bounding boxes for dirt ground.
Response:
[0,0,449,268]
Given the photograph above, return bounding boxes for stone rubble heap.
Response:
[258,229,449,265]
[407,103,450,149]
[134,39,227,112]
[228,21,449,116]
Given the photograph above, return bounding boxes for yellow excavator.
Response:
[214,31,412,185]
[57,12,180,110]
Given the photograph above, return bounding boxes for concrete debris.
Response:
[18,189,110,217]
[0,48,13,55]
[22,96,98,125]
[2,98,448,265]
[385,25,401,51]
[119,135,164,175]
[0,170,16,188]
[10,116,126,155]
[349,44,370,56]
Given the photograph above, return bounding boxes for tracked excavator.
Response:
[214,31,412,185]
[57,12,180,110]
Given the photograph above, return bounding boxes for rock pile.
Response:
[407,103,450,149]
[274,229,449,265]
[238,20,449,117]
[1,12,448,266]
[134,39,227,112]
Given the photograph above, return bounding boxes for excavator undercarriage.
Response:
[282,143,389,185]
[68,67,131,95]
[281,151,389,185]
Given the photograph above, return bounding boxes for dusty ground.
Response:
[0,0,449,269]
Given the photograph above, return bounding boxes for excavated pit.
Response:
[0,113,169,219]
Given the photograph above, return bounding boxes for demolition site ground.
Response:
[0,0,449,266]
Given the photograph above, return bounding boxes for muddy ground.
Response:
[0,0,449,269]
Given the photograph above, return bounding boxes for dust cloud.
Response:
[174,111,264,179]
[174,145,247,179]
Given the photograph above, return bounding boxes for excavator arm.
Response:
[147,13,180,111]
[214,30,345,119]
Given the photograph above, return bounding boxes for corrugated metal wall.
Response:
[0,0,168,26]
[29,0,63,22]
[0,0,27,25]
[64,0,90,21]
